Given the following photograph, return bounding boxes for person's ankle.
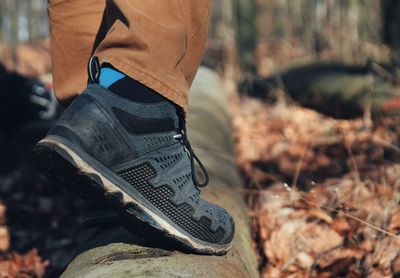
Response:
[99,64,167,103]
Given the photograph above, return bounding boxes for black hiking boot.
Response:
[34,82,234,255]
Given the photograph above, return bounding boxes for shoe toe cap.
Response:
[199,200,235,244]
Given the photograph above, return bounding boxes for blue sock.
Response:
[99,65,166,103]
[99,67,125,89]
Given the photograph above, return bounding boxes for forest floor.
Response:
[232,93,400,277]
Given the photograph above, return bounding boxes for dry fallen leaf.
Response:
[0,249,49,278]
[0,203,8,252]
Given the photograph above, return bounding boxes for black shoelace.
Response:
[174,123,209,188]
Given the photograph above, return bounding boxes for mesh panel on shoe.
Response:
[118,163,226,244]
[155,152,184,170]
[189,190,200,204]
[144,135,173,148]
[173,173,191,190]
[173,173,200,205]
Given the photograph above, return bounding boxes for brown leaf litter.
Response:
[0,250,49,278]
[0,202,48,278]
[233,96,400,277]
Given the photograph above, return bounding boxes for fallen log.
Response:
[61,67,259,278]
[243,62,400,119]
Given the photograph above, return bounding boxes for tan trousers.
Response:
[48,0,212,112]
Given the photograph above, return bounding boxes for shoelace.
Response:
[174,124,209,188]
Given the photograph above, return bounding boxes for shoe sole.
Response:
[34,136,232,255]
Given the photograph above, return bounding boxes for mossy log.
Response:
[61,67,259,278]
[245,62,400,119]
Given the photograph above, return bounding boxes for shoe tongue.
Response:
[174,105,185,128]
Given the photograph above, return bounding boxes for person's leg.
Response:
[48,0,105,105]
[38,0,234,255]
[50,0,211,113]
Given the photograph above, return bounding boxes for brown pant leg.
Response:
[49,0,211,112]
[48,0,106,105]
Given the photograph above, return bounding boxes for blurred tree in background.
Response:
[0,0,48,43]
[0,0,399,76]
[382,0,400,55]
[0,0,49,75]
[207,0,397,77]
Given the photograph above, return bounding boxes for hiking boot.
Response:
[34,83,235,255]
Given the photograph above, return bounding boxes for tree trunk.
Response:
[233,0,257,74]
[382,0,400,56]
